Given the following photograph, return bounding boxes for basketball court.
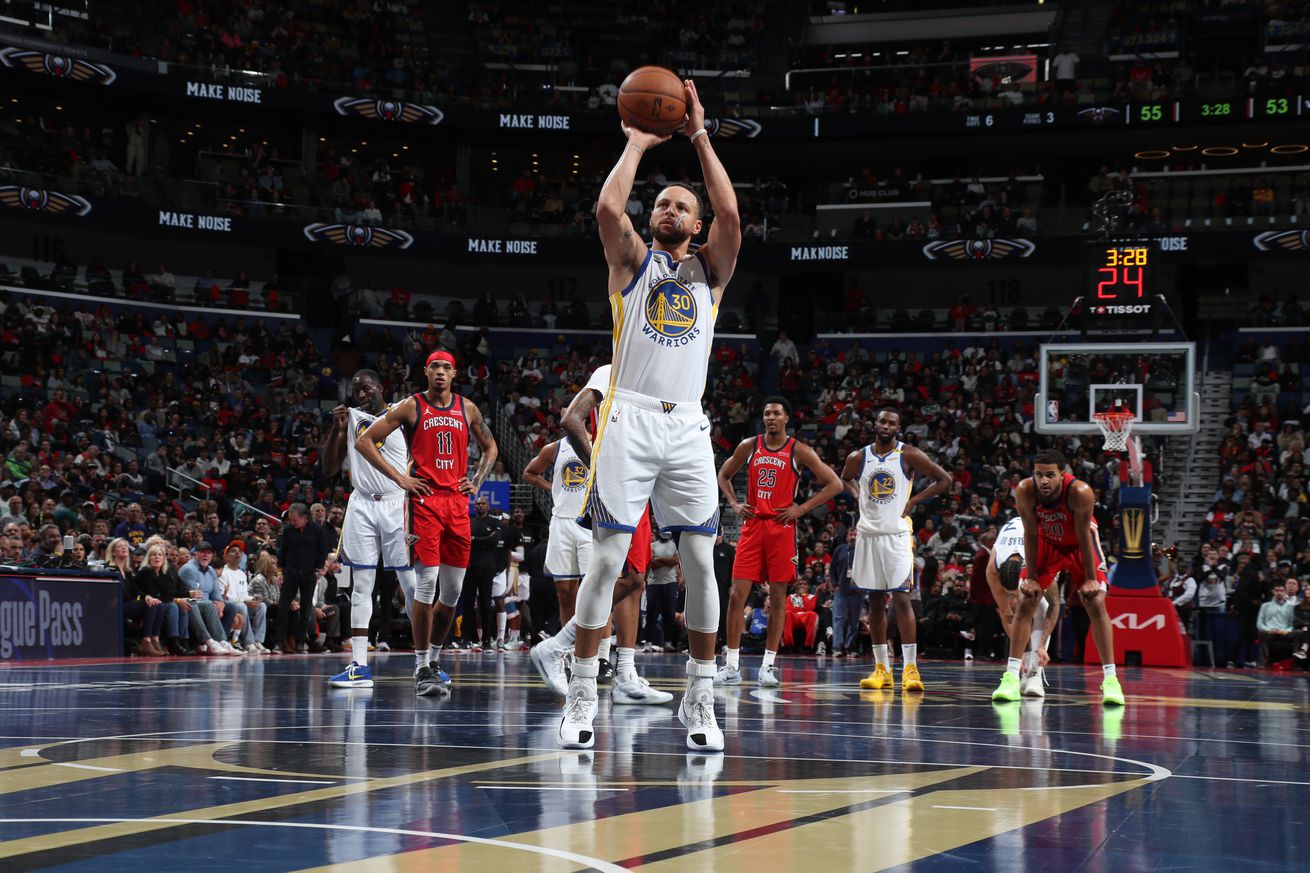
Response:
[0,654,1305,870]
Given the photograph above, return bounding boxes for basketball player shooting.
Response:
[356,351,498,697]
[992,450,1125,706]
[559,78,741,752]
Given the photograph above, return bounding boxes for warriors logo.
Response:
[922,238,1036,261]
[644,278,697,341]
[868,469,898,503]
[0,48,117,84]
[1253,229,1310,253]
[0,186,92,216]
[354,418,384,451]
[303,223,414,249]
[560,459,587,491]
[333,97,444,126]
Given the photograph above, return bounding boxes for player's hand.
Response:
[779,504,806,523]
[456,477,477,496]
[621,123,670,150]
[732,500,756,520]
[1038,648,1051,667]
[331,405,348,429]
[398,475,434,497]
[1019,579,1042,598]
[683,79,705,134]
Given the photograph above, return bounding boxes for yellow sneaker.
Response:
[901,663,925,692]
[860,663,893,690]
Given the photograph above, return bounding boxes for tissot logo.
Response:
[1093,304,1152,315]
[790,245,848,261]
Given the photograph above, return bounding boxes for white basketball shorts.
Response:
[545,514,592,579]
[340,491,410,571]
[581,387,719,536]
[852,527,915,593]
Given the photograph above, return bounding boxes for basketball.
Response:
[618,66,687,134]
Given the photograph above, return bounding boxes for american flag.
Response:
[1166,410,1187,422]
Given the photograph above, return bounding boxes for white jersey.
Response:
[610,249,715,403]
[550,438,589,520]
[346,405,408,498]
[993,516,1025,568]
[855,441,914,536]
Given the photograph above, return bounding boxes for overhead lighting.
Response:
[1271,144,1309,154]
[1241,142,1269,149]
[1134,150,1171,160]
[1201,146,1238,156]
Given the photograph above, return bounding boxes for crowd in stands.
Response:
[844,166,1042,241]
[1087,166,1310,231]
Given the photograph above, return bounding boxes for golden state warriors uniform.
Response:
[852,441,915,592]
[341,405,411,570]
[544,438,592,579]
[582,250,719,536]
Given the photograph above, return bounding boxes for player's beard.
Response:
[651,219,692,247]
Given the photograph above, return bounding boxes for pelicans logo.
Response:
[868,470,898,504]
[1253,229,1310,253]
[642,278,698,345]
[332,97,444,126]
[0,186,92,216]
[922,238,1036,261]
[0,47,117,84]
[303,223,414,249]
[560,459,587,491]
[705,118,762,139]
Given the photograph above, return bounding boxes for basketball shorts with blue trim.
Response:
[852,526,915,593]
[341,491,410,570]
[544,514,592,579]
[580,387,719,536]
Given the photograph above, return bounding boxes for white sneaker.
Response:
[376,641,390,652]
[964,648,974,661]
[244,643,260,654]
[221,640,243,656]
[496,638,507,652]
[558,678,598,749]
[531,640,570,697]
[612,672,674,705]
[816,642,826,656]
[678,683,724,752]
[1020,668,1046,698]
[205,639,227,656]
[713,663,742,686]
[757,665,781,687]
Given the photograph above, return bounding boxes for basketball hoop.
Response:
[1093,410,1135,453]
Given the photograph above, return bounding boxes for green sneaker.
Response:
[991,671,1021,702]
[1101,675,1126,706]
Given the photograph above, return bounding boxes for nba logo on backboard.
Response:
[1047,400,1060,423]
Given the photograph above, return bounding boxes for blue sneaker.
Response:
[328,662,375,688]
[429,662,451,687]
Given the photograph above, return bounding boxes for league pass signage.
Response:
[0,574,122,660]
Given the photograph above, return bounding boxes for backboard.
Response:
[1035,341,1198,434]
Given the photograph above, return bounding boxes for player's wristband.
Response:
[689,128,709,143]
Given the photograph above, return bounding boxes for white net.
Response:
[1093,412,1134,452]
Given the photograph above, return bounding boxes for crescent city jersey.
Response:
[611,248,715,403]
[346,406,407,497]
[1034,472,1079,547]
[407,392,470,491]
[550,438,589,520]
[745,435,800,518]
[855,441,914,535]
[993,516,1025,567]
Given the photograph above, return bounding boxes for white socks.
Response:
[873,644,889,667]
[351,635,368,666]
[725,647,740,670]
[1023,650,1038,673]
[1007,656,1023,675]
[760,649,777,671]
[496,611,507,642]
[415,651,427,671]
[1103,663,1117,677]
[616,646,636,678]
[554,618,578,649]
[901,643,917,666]
[427,644,440,664]
[598,634,612,662]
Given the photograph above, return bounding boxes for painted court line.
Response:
[473,785,627,792]
[0,818,629,873]
[932,805,997,811]
[51,762,124,773]
[209,776,337,785]
[777,789,910,794]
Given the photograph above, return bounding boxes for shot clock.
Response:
[1094,246,1149,303]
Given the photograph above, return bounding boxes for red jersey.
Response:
[746,435,800,518]
[408,392,470,491]
[1033,472,1079,548]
